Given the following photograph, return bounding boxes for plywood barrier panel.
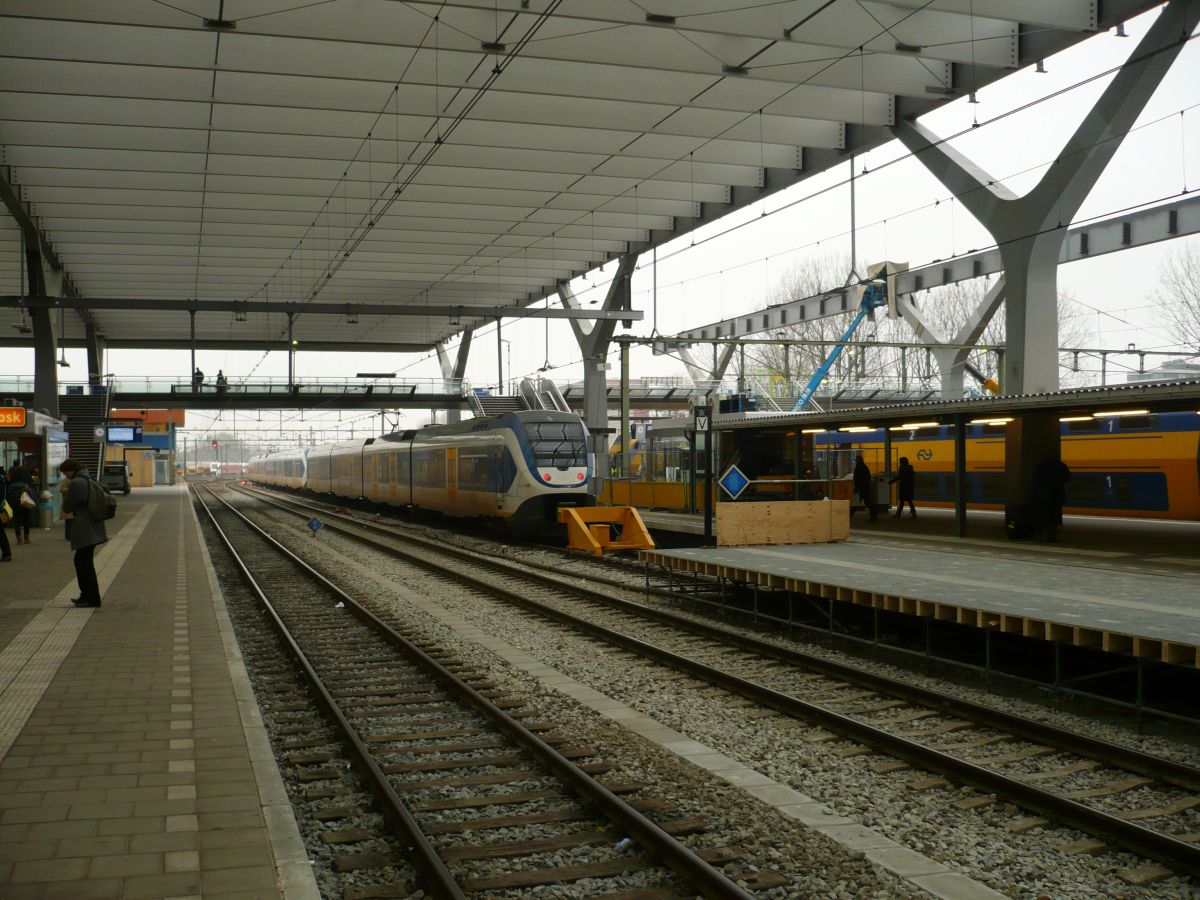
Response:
[714,500,849,546]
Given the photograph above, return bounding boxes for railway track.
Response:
[194,484,753,899]
[232,483,1200,881]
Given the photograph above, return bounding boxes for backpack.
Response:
[86,476,118,521]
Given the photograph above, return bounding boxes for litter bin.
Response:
[37,490,56,529]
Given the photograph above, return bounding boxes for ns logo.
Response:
[916,448,934,461]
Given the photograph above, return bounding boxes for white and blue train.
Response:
[248,411,594,534]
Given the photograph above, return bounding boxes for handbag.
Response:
[19,490,35,509]
[0,498,11,524]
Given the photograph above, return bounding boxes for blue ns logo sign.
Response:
[916,448,934,461]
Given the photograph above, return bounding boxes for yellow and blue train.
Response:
[248,411,593,534]
[817,410,1200,520]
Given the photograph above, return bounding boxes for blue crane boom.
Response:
[791,281,888,412]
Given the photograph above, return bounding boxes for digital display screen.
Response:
[106,426,137,443]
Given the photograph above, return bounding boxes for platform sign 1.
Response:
[306,517,323,536]
[719,465,750,500]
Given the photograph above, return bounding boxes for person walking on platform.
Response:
[0,466,12,561]
[59,458,108,608]
[7,462,34,545]
[891,456,917,518]
[852,453,877,521]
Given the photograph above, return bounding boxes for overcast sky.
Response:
[9,6,1200,447]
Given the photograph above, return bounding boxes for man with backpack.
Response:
[59,458,113,608]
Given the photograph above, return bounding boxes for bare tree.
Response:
[1153,242,1200,351]
[740,254,1097,400]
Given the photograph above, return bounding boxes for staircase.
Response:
[59,386,109,475]
[468,393,526,417]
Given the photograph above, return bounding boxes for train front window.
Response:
[524,420,588,469]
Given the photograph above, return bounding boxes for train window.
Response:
[1113,414,1156,431]
[458,448,497,491]
[979,423,1006,437]
[524,419,588,469]
[1065,418,1102,432]
[413,448,446,486]
[975,474,1004,502]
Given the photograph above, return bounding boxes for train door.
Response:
[446,447,457,505]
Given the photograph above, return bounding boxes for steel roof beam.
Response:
[0,337,430,352]
[1,296,643,322]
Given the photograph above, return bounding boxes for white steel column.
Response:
[558,254,637,490]
[891,0,1198,395]
[435,327,473,424]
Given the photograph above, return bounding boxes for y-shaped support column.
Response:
[678,344,735,406]
[30,252,62,419]
[898,277,1005,398]
[894,1,1197,537]
[558,254,637,490]
[435,327,472,424]
[893,0,1197,394]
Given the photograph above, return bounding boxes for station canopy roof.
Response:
[0,0,1159,353]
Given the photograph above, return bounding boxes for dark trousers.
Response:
[0,522,10,559]
[74,544,101,604]
[12,506,32,538]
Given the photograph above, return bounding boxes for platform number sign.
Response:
[692,405,711,434]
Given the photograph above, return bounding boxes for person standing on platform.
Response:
[0,466,12,561]
[7,462,34,545]
[890,456,917,518]
[216,369,228,393]
[193,367,205,391]
[852,453,876,521]
[1033,454,1071,542]
[59,458,108,608]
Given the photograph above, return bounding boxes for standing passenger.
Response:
[7,462,34,545]
[890,457,917,518]
[852,454,876,521]
[58,458,108,608]
[0,466,12,561]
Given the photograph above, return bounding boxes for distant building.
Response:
[1125,360,1200,384]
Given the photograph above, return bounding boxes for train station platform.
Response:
[0,486,317,898]
[641,511,1200,672]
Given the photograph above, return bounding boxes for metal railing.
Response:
[0,376,467,396]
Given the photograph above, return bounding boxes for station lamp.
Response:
[840,426,876,433]
[896,421,939,429]
[1059,416,1093,422]
[800,428,826,434]
[969,418,1012,425]
[1094,409,1149,417]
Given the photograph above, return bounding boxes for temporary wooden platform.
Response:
[640,540,1200,669]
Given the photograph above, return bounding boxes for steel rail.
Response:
[194,485,466,900]
[235,485,1200,877]
[236,485,1200,790]
[205,485,752,900]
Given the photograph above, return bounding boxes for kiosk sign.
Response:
[0,407,27,428]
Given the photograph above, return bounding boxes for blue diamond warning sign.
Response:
[718,465,750,500]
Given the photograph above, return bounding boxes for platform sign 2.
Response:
[719,465,750,500]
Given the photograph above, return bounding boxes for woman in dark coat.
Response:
[7,463,34,545]
[891,456,916,518]
[853,454,876,520]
